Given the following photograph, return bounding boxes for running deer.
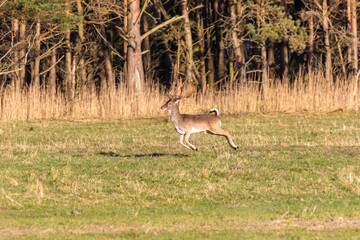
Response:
[161,82,239,151]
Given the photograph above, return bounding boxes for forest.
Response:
[0,0,359,120]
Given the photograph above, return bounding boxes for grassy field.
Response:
[1,112,360,239]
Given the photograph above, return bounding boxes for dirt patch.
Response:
[1,218,360,236]
[0,228,56,236]
[265,217,360,230]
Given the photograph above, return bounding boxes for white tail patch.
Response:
[209,108,219,117]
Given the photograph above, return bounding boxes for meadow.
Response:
[1,112,360,239]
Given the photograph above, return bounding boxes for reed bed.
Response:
[0,71,359,121]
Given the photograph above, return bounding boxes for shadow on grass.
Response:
[98,151,189,158]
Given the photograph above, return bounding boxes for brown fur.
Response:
[161,99,238,151]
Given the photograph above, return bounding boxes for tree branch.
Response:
[141,15,185,40]
[39,55,64,77]
[0,0,7,8]
[94,25,125,60]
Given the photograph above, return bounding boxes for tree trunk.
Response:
[323,0,332,82]
[127,0,145,93]
[96,0,114,92]
[12,17,19,89]
[196,1,206,93]
[229,0,246,84]
[100,24,114,91]
[218,32,226,81]
[214,0,225,81]
[152,0,161,21]
[308,15,314,76]
[19,19,26,89]
[205,0,215,89]
[124,0,128,78]
[261,41,269,106]
[281,38,289,83]
[268,42,275,80]
[350,0,358,99]
[351,0,358,75]
[280,0,289,83]
[237,0,247,84]
[181,0,193,82]
[143,15,152,83]
[206,42,215,89]
[65,0,73,100]
[347,0,352,68]
[257,0,268,91]
[261,42,268,89]
[76,0,86,87]
[48,47,57,99]
[34,18,41,88]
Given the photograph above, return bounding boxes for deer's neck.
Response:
[168,104,182,127]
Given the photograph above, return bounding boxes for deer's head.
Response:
[161,82,195,112]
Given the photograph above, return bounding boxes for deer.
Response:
[161,82,239,151]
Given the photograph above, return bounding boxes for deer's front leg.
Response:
[180,134,192,150]
[184,132,198,151]
[179,134,193,150]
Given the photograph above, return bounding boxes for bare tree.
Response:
[11,15,19,89]
[142,15,152,83]
[214,0,225,81]
[280,0,289,83]
[97,0,114,93]
[48,46,57,100]
[181,0,194,82]
[255,0,268,90]
[350,0,358,75]
[33,18,41,88]
[347,0,352,68]
[127,0,145,93]
[205,0,215,89]
[322,0,332,82]
[196,1,206,93]
[65,0,73,100]
[19,19,26,89]
[268,42,275,80]
[308,13,314,76]
[123,0,128,79]
[229,0,246,84]
[312,0,341,82]
[76,0,86,87]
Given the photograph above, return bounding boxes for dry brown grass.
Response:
[0,71,359,120]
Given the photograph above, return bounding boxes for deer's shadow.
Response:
[98,151,189,158]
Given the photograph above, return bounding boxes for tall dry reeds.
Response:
[0,71,359,121]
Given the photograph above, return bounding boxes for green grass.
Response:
[1,113,360,239]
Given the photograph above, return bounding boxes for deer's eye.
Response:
[168,102,172,106]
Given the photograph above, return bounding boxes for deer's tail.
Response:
[209,108,219,117]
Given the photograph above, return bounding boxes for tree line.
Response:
[0,0,358,100]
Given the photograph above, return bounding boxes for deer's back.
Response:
[179,114,220,131]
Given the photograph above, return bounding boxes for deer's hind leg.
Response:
[207,126,239,150]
